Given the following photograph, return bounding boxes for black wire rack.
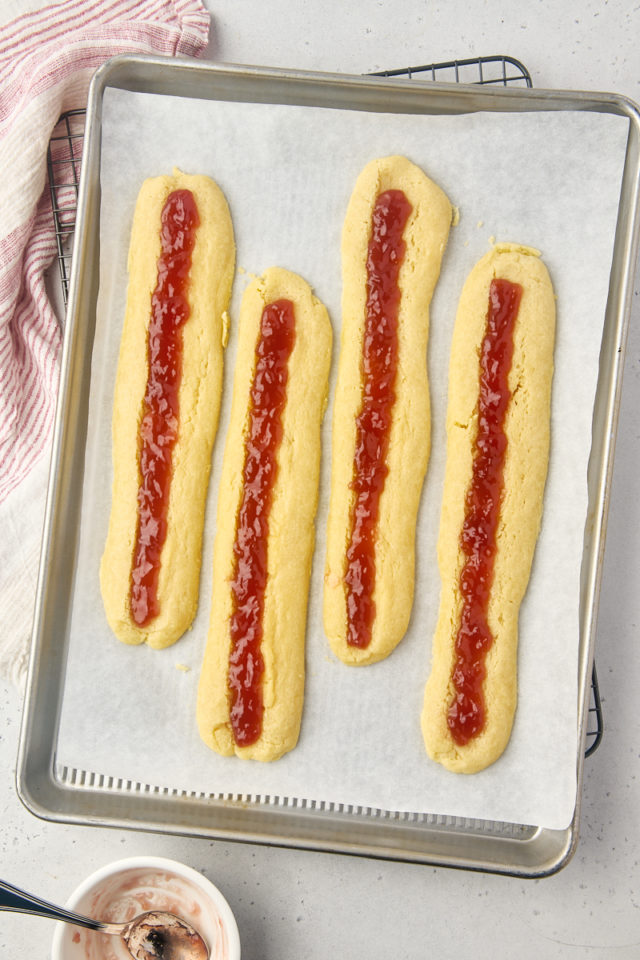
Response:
[371,53,533,87]
[47,108,85,307]
[46,55,603,757]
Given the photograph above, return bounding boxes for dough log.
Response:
[324,155,452,665]
[100,170,235,649]
[197,268,332,761]
[421,243,556,773]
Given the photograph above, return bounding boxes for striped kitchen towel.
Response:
[0,0,210,504]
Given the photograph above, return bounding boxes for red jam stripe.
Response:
[228,299,296,747]
[129,189,200,627]
[447,278,523,746]
[345,189,413,648]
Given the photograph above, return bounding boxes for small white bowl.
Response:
[51,855,241,960]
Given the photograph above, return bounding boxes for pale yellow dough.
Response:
[421,243,556,773]
[100,171,235,649]
[324,155,452,665]
[197,268,332,761]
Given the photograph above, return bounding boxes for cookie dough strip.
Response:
[324,155,452,665]
[100,171,234,649]
[421,243,556,773]
[197,268,332,761]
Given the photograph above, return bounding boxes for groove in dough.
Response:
[100,170,235,649]
[421,243,556,773]
[197,267,332,761]
[324,155,452,666]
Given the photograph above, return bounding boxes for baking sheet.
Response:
[56,86,628,831]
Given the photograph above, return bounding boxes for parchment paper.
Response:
[57,84,629,831]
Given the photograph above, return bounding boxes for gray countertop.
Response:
[1,1,639,956]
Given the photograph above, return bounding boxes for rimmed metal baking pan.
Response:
[17,56,640,876]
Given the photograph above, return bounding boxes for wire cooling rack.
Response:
[371,53,533,86]
[47,108,85,307]
[46,55,603,757]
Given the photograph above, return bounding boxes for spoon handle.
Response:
[0,878,103,930]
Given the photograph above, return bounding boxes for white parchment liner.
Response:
[57,86,629,831]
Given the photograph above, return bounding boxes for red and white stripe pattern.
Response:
[0,0,210,503]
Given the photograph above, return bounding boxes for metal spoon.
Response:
[0,878,209,960]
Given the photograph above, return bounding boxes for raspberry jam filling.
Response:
[345,189,412,649]
[129,189,200,627]
[447,278,523,746]
[228,299,296,746]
